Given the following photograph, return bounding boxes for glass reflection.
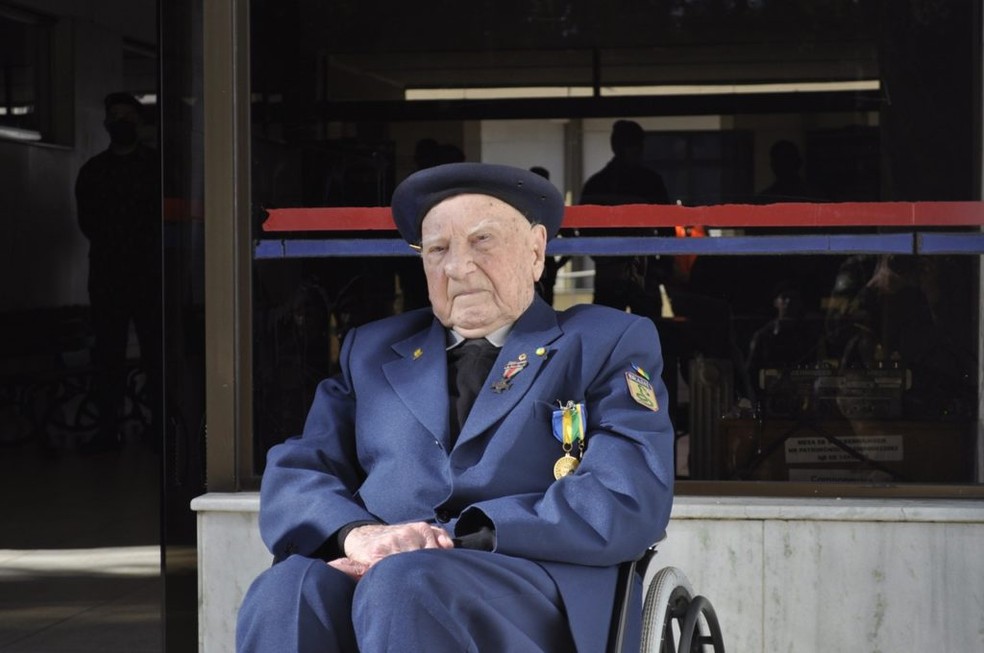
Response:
[248,0,980,484]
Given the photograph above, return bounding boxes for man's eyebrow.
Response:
[466,218,502,236]
[420,216,507,246]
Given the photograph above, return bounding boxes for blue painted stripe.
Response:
[254,233,920,259]
[917,232,984,254]
[826,233,913,254]
[254,239,419,259]
[254,240,285,258]
[547,234,914,256]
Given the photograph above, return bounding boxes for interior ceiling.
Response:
[325,41,879,91]
[255,1,881,96]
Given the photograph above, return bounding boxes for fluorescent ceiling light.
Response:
[602,80,880,96]
[0,546,159,578]
[0,104,33,116]
[0,125,41,141]
[407,86,594,100]
[406,79,880,101]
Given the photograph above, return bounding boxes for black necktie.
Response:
[447,338,499,444]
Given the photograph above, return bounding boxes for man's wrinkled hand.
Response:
[327,557,368,581]
[343,522,454,567]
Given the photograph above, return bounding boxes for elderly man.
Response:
[237,163,674,653]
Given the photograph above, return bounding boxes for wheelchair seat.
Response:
[606,542,725,653]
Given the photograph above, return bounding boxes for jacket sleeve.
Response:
[456,317,675,567]
[258,326,379,560]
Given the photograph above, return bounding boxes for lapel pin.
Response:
[492,353,529,393]
[413,348,423,360]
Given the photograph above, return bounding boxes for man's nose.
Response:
[443,246,474,278]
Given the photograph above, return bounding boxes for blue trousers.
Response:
[236,549,577,653]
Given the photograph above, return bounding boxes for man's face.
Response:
[420,193,547,338]
[104,103,142,147]
[106,102,140,125]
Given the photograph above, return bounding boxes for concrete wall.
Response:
[191,493,984,653]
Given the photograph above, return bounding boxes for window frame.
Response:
[204,0,984,497]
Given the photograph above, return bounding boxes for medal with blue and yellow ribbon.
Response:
[552,401,586,479]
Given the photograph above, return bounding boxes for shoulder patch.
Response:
[625,371,659,412]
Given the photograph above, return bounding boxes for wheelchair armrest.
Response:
[606,538,664,653]
[634,541,661,581]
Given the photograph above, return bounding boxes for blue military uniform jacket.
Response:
[259,296,675,652]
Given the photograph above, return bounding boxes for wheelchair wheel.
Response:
[640,566,693,653]
[677,595,726,652]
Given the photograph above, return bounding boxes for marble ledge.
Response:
[191,492,260,513]
[670,495,984,522]
[191,492,984,523]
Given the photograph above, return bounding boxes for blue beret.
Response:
[391,162,564,245]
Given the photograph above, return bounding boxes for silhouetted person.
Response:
[580,120,671,317]
[413,138,441,171]
[757,140,825,203]
[582,120,670,206]
[529,166,568,306]
[436,142,465,164]
[75,92,161,453]
[746,282,820,398]
[727,140,831,316]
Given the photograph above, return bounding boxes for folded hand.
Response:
[327,556,368,581]
[343,522,454,568]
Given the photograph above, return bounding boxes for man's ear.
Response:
[530,224,548,281]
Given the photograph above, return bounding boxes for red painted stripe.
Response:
[262,201,984,232]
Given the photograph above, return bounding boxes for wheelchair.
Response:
[607,542,726,653]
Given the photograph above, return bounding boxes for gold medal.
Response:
[551,401,587,480]
[553,453,580,479]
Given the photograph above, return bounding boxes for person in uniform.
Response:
[236,162,675,652]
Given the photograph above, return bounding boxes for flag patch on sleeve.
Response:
[625,371,659,412]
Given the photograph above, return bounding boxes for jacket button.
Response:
[435,509,451,523]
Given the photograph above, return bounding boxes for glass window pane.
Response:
[248,0,981,488]
[0,12,44,141]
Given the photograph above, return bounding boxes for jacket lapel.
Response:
[383,319,449,444]
[456,297,562,447]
